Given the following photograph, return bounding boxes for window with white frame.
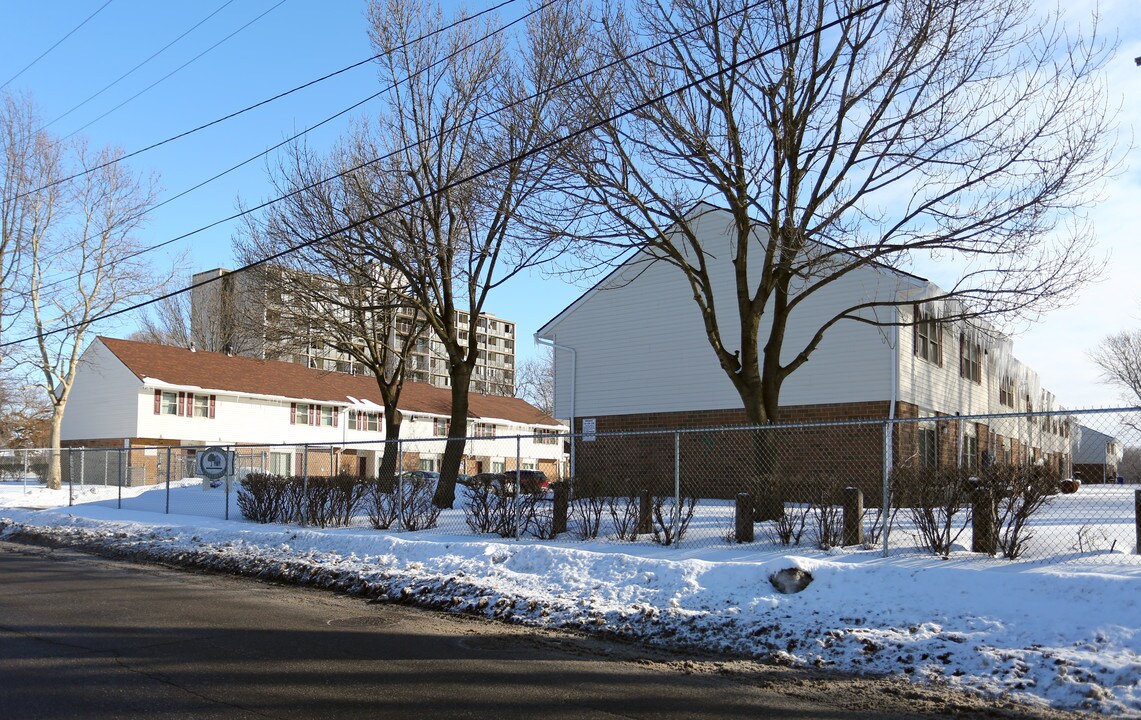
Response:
[959,335,981,383]
[293,403,311,425]
[473,422,495,438]
[491,460,505,473]
[155,390,214,419]
[535,428,558,444]
[433,418,449,436]
[999,377,1015,407]
[193,395,211,418]
[161,391,178,415]
[913,305,942,365]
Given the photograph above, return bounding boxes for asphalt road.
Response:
[0,540,1082,720]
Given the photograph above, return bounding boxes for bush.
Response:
[570,492,606,540]
[979,465,1057,560]
[607,494,641,541]
[398,473,441,531]
[894,466,973,556]
[237,473,286,523]
[650,495,697,546]
[365,480,398,530]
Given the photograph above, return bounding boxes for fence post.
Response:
[515,435,522,540]
[165,447,172,514]
[22,449,28,493]
[1135,489,1140,556]
[972,486,997,555]
[673,432,681,547]
[117,448,123,509]
[735,493,754,543]
[80,450,85,489]
[68,450,74,506]
[881,421,893,558]
[552,481,568,535]
[396,439,404,522]
[842,487,864,547]
[637,489,652,535]
[302,445,309,527]
[225,445,231,521]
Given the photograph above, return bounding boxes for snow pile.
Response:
[1,482,1138,717]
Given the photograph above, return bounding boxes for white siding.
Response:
[61,341,145,442]
[541,211,908,419]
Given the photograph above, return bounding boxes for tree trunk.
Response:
[45,406,64,490]
[434,363,473,509]
[377,413,403,493]
[741,380,783,521]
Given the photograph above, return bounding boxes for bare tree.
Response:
[235,140,429,485]
[1089,330,1141,404]
[1,92,60,348]
[0,376,50,448]
[558,0,1116,430]
[18,139,164,488]
[337,0,583,507]
[516,346,554,417]
[131,290,192,348]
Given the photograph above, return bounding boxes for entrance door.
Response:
[357,456,367,477]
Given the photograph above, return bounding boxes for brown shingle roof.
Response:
[98,337,560,427]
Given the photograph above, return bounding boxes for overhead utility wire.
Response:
[6,0,519,204]
[29,0,553,296]
[42,0,237,131]
[4,0,891,348]
[58,0,289,143]
[0,0,114,92]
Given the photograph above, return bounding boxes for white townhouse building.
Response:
[62,337,566,483]
[536,204,1073,489]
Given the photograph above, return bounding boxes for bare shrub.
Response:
[895,466,973,556]
[399,474,441,531]
[979,465,1057,559]
[365,481,398,530]
[607,495,640,541]
[571,494,606,539]
[462,481,503,534]
[804,477,844,550]
[524,496,558,539]
[650,495,697,546]
[764,504,809,546]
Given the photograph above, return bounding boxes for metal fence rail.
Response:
[39,407,1141,563]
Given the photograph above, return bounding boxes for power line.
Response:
[42,0,237,131]
[0,0,114,93]
[3,0,892,349]
[27,0,554,297]
[4,0,519,205]
[58,0,290,143]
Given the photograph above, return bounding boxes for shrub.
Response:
[365,480,398,530]
[607,494,641,541]
[895,466,973,556]
[650,495,697,546]
[398,473,440,531]
[981,465,1057,560]
[570,492,606,540]
[237,473,286,523]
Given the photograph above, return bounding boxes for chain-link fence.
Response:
[43,408,1141,563]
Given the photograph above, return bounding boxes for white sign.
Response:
[582,418,596,442]
[197,446,233,480]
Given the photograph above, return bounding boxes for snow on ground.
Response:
[1,480,1138,718]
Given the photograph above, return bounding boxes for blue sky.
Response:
[2,0,1139,408]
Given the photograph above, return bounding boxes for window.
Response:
[918,423,938,468]
[155,390,214,419]
[419,458,436,472]
[367,413,379,432]
[433,418,449,436]
[491,461,505,473]
[294,403,311,425]
[473,422,495,438]
[193,395,211,418]
[959,335,981,383]
[535,428,558,444]
[913,306,942,365]
[962,434,978,469]
[320,406,335,427]
[999,377,1015,407]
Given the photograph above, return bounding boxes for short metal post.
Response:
[103,451,109,487]
[68,450,74,506]
[330,445,335,476]
[165,447,172,514]
[80,449,85,488]
[225,446,231,521]
[22,449,27,493]
[637,490,652,535]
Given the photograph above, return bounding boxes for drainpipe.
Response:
[535,335,575,479]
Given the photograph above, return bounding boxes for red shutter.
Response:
[209,395,216,419]
[154,389,161,415]
[290,402,296,424]
[333,408,338,428]
[177,392,185,417]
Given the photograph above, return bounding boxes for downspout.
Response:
[534,335,575,479]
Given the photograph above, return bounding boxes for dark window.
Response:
[959,335,981,383]
[913,306,942,365]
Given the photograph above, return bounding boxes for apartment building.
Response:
[191,267,517,396]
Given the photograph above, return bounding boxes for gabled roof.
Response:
[97,337,561,428]
[536,201,929,338]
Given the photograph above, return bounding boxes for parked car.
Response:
[514,469,550,494]
[470,472,510,495]
[398,470,440,486]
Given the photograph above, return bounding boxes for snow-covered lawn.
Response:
[1,479,1138,718]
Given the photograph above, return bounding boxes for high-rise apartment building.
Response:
[190,267,516,397]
